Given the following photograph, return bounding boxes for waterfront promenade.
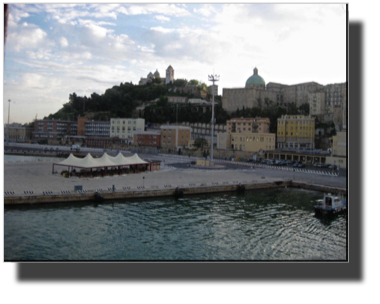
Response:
[4,153,346,201]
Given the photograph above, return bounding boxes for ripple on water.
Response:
[4,188,347,260]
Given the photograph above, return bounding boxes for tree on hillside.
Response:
[189,79,199,85]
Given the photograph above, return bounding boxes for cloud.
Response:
[155,15,170,22]
[7,23,50,52]
[117,4,191,17]
[60,37,68,47]
[193,4,216,17]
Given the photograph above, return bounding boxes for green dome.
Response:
[245,67,265,88]
[154,69,160,77]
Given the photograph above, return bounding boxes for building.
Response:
[208,84,218,96]
[84,120,110,137]
[138,69,160,85]
[77,117,88,136]
[325,130,346,169]
[167,96,188,104]
[222,67,324,112]
[229,132,276,152]
[308,82,347,131]
[32,119,77,143]
[4,123,32,142]
[133,131,161,147]
[166,65,174,84]
[226,117,270,134]
[276,115,315,150]
[110,118,145,141]
[160,125,191,151]
[216,133,231,150]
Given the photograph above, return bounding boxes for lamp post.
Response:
[208,74,219,166]
[7,99,11,144]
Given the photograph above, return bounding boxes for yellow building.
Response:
[226,117,270,133]
[230,132,276,152]
[277,115,315,149]
[160,125,191,151]
[4,123,32,142]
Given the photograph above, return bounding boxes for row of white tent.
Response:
[55,153,148,169]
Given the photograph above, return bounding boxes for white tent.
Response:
[52,152,150,175]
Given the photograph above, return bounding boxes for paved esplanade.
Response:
[4,154,346,195]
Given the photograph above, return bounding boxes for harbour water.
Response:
[4,188,347,261]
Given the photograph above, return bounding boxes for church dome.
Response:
[245,67,265,88]
[154,69,160,77]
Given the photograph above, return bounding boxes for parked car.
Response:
[328,165,337,169]
[261,160,267,164]
[293,162,300,167]
[280,160,287,166]
[298,163,305,168]
[286,160,294,165]
[267,160,275,165]
[314,162,320,167]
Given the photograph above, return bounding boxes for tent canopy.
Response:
[54,152,148,169]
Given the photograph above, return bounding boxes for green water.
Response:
[4,188,347,261]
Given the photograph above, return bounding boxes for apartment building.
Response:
[84,121,110,137]
[276,115,315,149]
[226,117,270,134]
[110,118,145,140]
[160,125,191,151]
[230,133,276,152]
[133,131,161,147]
[32,119,77,143]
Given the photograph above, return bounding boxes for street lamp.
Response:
[208,74,219,166]
[7,99,11,144]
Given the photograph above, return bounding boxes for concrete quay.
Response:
[4,154,347,205]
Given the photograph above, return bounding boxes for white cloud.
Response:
[118,4,191,17]
[150,26,175,34]
[8,24,49,52]
[193,4,216,17]
[155,15,170,22]
[60,37,68,47]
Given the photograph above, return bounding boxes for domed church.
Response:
[245,67,265,88]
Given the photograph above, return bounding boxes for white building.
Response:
[110,118,145,141]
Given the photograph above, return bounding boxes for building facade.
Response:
[110,118,145,140]
[308,82,346,131]
[32,119,77,143]
[226,117,270,134]
[160,125,191,151]
[230,132,276,152]
[276,115,315,149]
[133,131,161,147]
[4,123,33,142]
[84,121,110,137]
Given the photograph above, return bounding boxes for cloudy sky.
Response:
[3,3,346,124]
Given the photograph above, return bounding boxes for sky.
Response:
[2,3,347,124]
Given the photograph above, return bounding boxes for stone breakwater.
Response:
[4,180,347,205]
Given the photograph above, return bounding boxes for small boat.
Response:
[94,192,104,201]
[314,193,347,216]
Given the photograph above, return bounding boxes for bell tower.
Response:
[166,65,174,84]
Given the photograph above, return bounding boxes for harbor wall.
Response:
[4,180,346,206]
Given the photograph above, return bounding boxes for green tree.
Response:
[193,137,208,149]
[189,79,199,85]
